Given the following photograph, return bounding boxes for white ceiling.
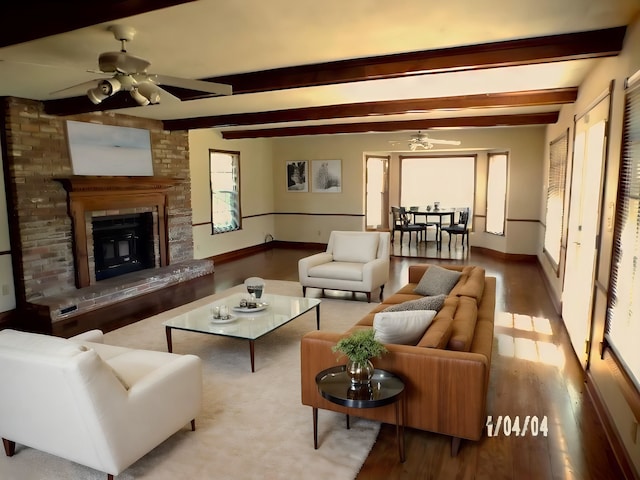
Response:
[0,0,638,136]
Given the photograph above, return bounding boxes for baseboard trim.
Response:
[0,309,16,330]
[209,241,326,265]
[471,246,537,262]
[585,372,639,480]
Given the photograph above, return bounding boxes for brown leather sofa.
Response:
[300,264,496,455]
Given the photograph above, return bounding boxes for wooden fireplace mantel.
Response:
[56,176,179,288]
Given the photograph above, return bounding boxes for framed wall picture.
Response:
[286,160,308,192]
[312,159,341,193]
[66,120,154,176]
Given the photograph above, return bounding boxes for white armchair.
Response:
[0,329,202,479]
[298,230,390,302]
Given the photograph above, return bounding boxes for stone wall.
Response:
[2,97,193,303]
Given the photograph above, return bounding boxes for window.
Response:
[543,130,569,270]
[209,150,240,234]
[400,156,475,213]
[486,152,508,235]
[606,72,640,390]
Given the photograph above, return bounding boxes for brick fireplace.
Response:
[1,97,213,333]
[55,175,177,288]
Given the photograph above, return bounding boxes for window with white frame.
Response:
[400,155,475,212]
[486,152,508,235]
[543,131,569,270]
[209,150,240,234]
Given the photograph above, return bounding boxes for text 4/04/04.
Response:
[485,415,549,437]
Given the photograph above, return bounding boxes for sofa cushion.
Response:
[448,296,479,352]
[450,266,486,302]
[373,310,437,345]
[417,315,454,349]
[308,262,363,281]
[332,232,379,263]
[414,265,462,296]
[383,294,446,312]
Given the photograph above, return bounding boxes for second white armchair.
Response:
[298,230,390,302]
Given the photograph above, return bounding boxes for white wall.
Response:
[189,129,276,258]
[271,126,546,252]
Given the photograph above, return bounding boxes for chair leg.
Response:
[379,285,385,301]
[2,438,15,457]
[191,419,196,431]
[366,292,371,302]
[302,286,307,296]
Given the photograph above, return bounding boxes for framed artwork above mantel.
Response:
[66,120,154,176]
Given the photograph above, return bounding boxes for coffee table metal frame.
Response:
[314,365,405,462]
[162,292,321,372]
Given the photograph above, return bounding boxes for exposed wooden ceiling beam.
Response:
[221,112,560,139]
[163,88,578,130]
[43,27,623,117]
[0,1,197,48]
[208,27,626,94]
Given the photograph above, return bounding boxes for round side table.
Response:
[314,365,405,462]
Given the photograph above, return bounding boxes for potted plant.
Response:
[332,329,387,385]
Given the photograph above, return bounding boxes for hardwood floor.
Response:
[101,247,624,479]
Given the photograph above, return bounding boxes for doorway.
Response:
[561,93,609,367]
[365,155,389,230]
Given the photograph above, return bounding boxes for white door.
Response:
[562,99,608,366]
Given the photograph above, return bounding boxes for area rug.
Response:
[0,280,380,480]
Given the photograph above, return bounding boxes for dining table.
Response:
[409,208,456,249]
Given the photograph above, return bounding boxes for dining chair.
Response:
[409,206,439,242]
[440,208,470,248]
[391,206,425,246]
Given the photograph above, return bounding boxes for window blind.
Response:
[543,130,569,270]
[606,74,640,390]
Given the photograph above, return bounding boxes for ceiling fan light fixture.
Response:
[137,82,161,104]
[87,86,108,104]
[86,78,122,104]
[130,87,150,106]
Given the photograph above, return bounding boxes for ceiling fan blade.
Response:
[147,74,232,96]
[427,139,462,145]
[50,79,100,95]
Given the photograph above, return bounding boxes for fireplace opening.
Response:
[92,213,155,281]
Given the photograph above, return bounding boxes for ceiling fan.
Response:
[405,131,461,151]
[55,25,232,106]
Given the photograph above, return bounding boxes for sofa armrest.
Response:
[301,330,489,440]
[361,257,390,289]
[299,252,333,270]
[299,252,333,284]
[92,353,203,472]
[69,329,104,344]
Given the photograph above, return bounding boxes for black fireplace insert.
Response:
[92,213,155,281]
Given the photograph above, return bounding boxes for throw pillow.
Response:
[383,294,446,312]
[413,265,462,296]
[373,310,437,345]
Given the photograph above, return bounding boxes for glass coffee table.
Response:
[314,365,405,462]
[162,292,321,372]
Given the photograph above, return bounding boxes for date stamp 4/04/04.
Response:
[486,415,549,437]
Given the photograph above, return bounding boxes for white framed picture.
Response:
[312,159,341,193]
[286,160,308,192]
